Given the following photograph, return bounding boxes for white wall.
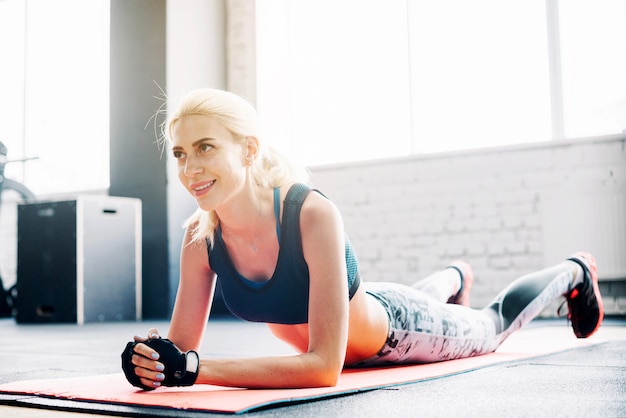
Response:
[309,135,626,316]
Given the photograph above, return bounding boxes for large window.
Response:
[256,0,626,166]
[0,0,110,195]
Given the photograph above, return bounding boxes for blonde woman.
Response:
[121,88,603,390]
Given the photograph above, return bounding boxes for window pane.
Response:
[0,0,26,180]
[23,0,110,194]
[407,0,552,153]
[256,0,412,166]
[560,0,626,138]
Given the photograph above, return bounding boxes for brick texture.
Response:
[310,136,626,316]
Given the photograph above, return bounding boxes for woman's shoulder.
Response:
[279,182,332,211]
[299,187,342,228]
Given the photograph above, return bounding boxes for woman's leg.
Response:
[411,261,474,307]
[483,251,603,342]
[358,252,603,366]
[360,282,498,365]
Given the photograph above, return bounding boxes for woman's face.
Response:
[171,114,248,211]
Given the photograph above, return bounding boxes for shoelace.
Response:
[556,298,570,319]
[556,287,582,319]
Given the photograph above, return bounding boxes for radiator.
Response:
[542,191,626,280]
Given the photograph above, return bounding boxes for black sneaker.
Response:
[566,252,604,338]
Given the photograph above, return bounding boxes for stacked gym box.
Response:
[16,195,142,324]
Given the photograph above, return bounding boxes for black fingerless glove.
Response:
[121,338,200,390]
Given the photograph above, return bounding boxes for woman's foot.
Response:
[566,252,604,338]
[446,260,474,307]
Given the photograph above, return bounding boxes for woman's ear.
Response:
[245,136,260,165]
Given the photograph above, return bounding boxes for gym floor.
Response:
[0,317,625,417]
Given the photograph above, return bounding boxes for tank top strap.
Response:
[273,187,281,241]
[282,183,312,237]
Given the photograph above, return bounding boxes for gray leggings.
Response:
[355,263,576,366]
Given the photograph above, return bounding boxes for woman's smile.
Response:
[190,180,215,197]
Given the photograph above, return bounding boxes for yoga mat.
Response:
[0,335,600,415]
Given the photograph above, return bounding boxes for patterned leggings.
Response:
[356,263,578,366]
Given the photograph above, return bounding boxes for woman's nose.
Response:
[183,155,203,177]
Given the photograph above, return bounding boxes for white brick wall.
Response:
[310,136,626,315]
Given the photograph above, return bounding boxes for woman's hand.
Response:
[121,328,166,390]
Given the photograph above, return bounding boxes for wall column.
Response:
[109,0,168,319]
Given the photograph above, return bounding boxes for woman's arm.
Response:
[167,227,216,351]
[130,226,215,389]
[299,191,350,382]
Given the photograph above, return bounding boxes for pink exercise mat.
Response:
[0,332,598,414]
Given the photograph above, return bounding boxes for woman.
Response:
[122,88,604,390]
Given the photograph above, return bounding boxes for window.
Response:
[2,1,624,178]
[0,0,26,180]
[407,1,551,153]
[255,0,626,166]
[559,0,626,138]
[256,0,411,166]
[0,0,110,195]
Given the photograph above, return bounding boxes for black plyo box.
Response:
[16,196,142,324]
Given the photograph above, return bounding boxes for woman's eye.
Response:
[199,143,213,153]
[172,150,185,159]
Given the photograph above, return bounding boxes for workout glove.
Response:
[121,338,199,390]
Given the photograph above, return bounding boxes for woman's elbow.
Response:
[322,371,341,387]
[309,360,343,387]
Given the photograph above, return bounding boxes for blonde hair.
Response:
[163,88,310,244]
